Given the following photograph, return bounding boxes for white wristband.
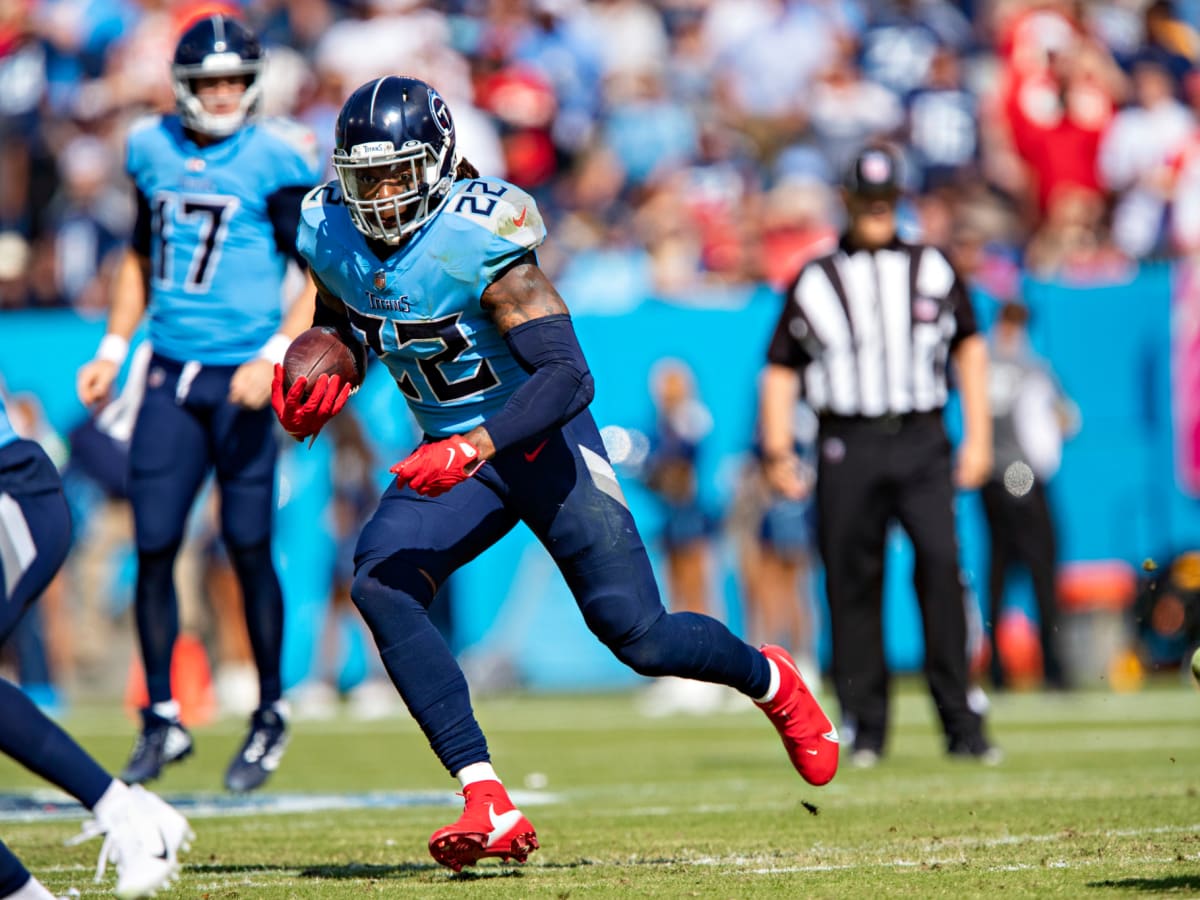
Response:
[257,333,291,366]
[96,334,129,366]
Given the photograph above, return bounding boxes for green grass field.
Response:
[0,679,1196,898]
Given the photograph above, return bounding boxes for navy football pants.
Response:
[351,411,770,775]
[0,440,113,894]
[129,354,283,706]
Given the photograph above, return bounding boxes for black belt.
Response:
[818,410,943,433]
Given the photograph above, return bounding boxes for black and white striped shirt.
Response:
[766,236,978,417]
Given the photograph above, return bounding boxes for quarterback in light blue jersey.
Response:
[273,76,840,873]
[76,14,319,795]
[122,110,318,365]
[0,392,192,900]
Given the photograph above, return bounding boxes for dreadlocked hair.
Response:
[455,157,480,181]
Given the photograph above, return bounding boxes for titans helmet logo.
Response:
[429,91,453,138]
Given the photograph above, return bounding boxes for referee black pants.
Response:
[815,413,983,754]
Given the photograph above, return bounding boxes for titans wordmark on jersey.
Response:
[126,115,320,365]
[298,177,546,438]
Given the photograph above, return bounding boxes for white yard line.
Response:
[650,822,1200,873]
[711,853,1200,876]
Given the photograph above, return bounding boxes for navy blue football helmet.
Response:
[171,15,263,137]
[333,76,458,245]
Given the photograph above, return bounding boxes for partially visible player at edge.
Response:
[272,74,839,872]
[0,388,192,899]
[76,14,321,792]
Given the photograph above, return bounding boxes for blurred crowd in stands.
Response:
[2,0,1200,318]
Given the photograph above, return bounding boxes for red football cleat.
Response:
[428,780,539,872]
[757,645,839,786]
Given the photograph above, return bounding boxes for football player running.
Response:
[274,75,839,872]
[0,387,192,899]
[76,15,321,792]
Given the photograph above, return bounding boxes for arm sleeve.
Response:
[267,185,311,267]
[481,313,595,452]
[131,186,152,258]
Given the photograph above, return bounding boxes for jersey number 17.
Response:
[151,193,241,292]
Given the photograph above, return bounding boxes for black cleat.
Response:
[120,709,194,785]
[224,706,289,793]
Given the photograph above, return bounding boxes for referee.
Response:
[759,144,998,766]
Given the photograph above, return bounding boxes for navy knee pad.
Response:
[605,609,770,696]
[350,555,436,639]
[219,495,274,550]
[608,610,715,678]
[607,609,674,677]
[564,544,726,679]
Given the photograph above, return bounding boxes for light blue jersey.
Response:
[127,114,320,365]
[298,177,547,437]
[0,394,16,450]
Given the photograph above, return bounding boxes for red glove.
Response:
[270,364,351,442]
[391,437,483,496]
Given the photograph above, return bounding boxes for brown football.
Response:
[282,327,361,396]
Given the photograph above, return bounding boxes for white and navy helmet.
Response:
[171,15,264,138]
[333,76,458,245]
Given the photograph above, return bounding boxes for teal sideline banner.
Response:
[0,265,1195,690]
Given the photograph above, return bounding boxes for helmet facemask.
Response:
[334,138,456,245]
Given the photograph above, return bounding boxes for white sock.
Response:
[92,778,131,825]
[455,762,500,789]
[4,876,55,899]
[755,659,781,704]
[150,700,180,721]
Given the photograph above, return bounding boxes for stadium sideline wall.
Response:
[0,263,1194,689]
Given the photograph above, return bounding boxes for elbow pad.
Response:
[484,314,594,452]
